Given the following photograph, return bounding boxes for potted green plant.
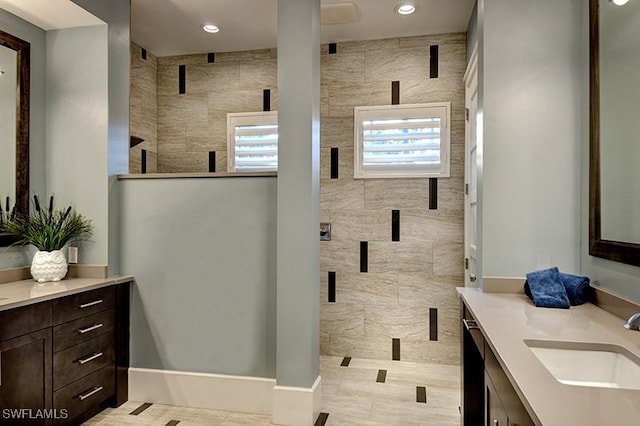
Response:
[5,195,93,282]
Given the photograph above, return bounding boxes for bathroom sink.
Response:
[524,340,640,390]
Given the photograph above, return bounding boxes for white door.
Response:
[464,46,478,287]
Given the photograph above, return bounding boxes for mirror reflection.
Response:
[599,0,640,244]
[0,44,16,203]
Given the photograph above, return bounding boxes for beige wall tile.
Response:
[398,32,466,49]
[401,209,464,243]
[329,209,390,242]
[321,52,365,84]
[365,47,429,83]
[320,145,354,179]
[337,38,400,54]
[364,179,429,210]
[328,333,392,360]
[239,59,277,90]
[321,179,365,210]
[328,81,390,117]
[320,241,360,272]
[397,274,462,308]
[368,241,433,273]
[365,306,430,339]
[332,272,399,306]
[321,303,365,336]
[433,242,464,278]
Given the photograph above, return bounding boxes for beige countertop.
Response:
[0,276,134,312]
[458,287,640,426]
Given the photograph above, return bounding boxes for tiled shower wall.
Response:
[130,33,466,365]
[130,43,158,173]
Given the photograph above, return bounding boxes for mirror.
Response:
[589,0,640,266]
[0,29,29,246]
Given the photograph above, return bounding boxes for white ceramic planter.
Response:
[31,250,68,283]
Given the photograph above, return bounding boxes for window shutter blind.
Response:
[228,112,278,172]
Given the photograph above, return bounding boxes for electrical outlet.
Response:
[68,246,78,264]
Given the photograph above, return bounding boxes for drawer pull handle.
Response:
[463,318,479,331]
[78,352,103,365]
[78,323,104,334]
[79,299,103,309]
[77,386,103,401]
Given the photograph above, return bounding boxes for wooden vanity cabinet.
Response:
[0,282,130,425]
[0,302,53,425]
[461,300,534,426]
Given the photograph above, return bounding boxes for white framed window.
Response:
[227,111,278,172]
[354,102,451,179]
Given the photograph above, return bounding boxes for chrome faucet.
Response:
[624,312,640,331]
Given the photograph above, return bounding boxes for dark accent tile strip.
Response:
[391,210,400,242]
[392,338,400,361]
[360,241,368,273]
[207,52,215,63]
[429,178,438,210]
[178,64,186,94]
[165,421,181,426]
[328,43,337,54]
[130,402,153,415]
[141,149,147,174]
[328,271,336,303]
[430,45,439,78]
[130,135,144,148]
[141,48,147,60]
[340,357,351,367]
[263,89,271,112]
[417,386,427,403]
[429,308,438,341]
[315,412,330,426]
[330,147,339,179]
[208,151,216,173]
[376,369,387,383]
[391,81,400,105]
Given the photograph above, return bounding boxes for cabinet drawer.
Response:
[54,365,114,424]
[0,301,52,341]
[53,286,115,325]
[53,310,114,352]
[53,333,114,390]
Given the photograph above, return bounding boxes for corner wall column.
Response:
[274,0,321,424]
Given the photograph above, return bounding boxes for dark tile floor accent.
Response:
[129,402,153,415]
[314,412,330,426]
[416,386,427,403]
[340,356,351,367]
[376,369,387,383]
[165,421,181,426]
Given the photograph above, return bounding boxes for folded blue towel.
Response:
[560,272,590,306]
[524,267,570,309]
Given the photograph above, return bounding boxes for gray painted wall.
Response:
[276,0,321,389]
[72,0,130,276]
[479,0,584,278]
[0,47,16,199]
[0,8,46,269]
[121,177,277,378]
[45,25,109,265]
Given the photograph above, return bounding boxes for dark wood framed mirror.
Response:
[0,28,29,246]
[589,0,640,267]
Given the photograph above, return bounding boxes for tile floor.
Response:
[84,356,461,425]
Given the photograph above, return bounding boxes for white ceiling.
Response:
[132,0,475,57]
[0,0,475,57]
[0,0,103,30]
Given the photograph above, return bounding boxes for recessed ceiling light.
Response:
[395,3,416,15]
[203,24,220,33]
[611,0,630,5]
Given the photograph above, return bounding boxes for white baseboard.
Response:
[272,375,322,426]
[128,368,276,415]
